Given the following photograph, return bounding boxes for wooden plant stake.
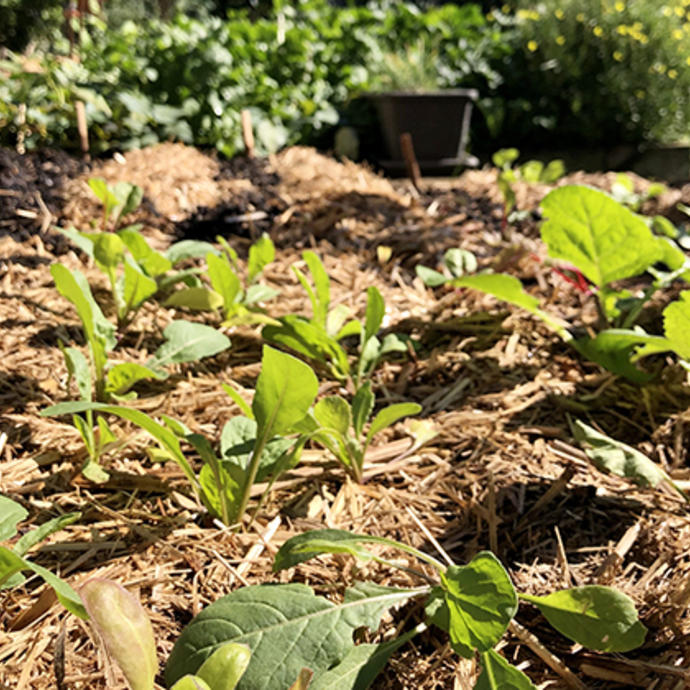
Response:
[241,109,255,158]
[400,132,422,195]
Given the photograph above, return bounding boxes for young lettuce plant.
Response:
[165,234,280,327]
[43,346,318,526]
[299,381,423,483]
[263,251,406,384]
[417,185,690,383]
[164,528,646,690]
[0,494,86,618]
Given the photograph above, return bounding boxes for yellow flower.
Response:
[676,6,685,16]
[673,28,684,39]
[487,11,495,21]
[555,9,564,19]
[635,89,645,99]
[556,35,565,45]
[502,3,510,12]
[593,25,604,37]
[576,12,585,21]
[613,50,624,61]
[614,0,625,10]
[527,40,538,52]
[669,69,679,78]
[686,55,690,65]
[657,63,668,73]
[616,24,627,35]
[662,6,672,16]
[638,34,649,43]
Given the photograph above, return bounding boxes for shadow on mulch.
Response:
[0,373,45,414]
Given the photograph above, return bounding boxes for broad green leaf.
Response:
[93,232,125,271]
[314,397,352,436]
[62,346,91,402]
[263,316,350,379]
[123,260,158,313]
[441,551,518,658]
[252,346,319,439]
[41,401,196,488]
[106,362,165,396]
[221,383,254,419]
[571,419,671,489]
[663,291,690,359]
[572,329,672,383]
[444,248,477,278]
[164,287,224,311]
[196,642,251,690]
[540,186,662,287]
[148,320,231,369]
[309,632,415,690]
[366,403,421,447]
[244,284,279,306]
[364,287,385,343]
[248,233,275,283]
[119,227,172,277]
[80,579,158,690]
[207,252,241,313]
[97,415,117,447]
[475,650,536,690]
[336,318,362,341]
[163,582,421,689]
[415,265,448,287]
[0,495,27,541]
[171,677,212,690]
[521,586,646,652]
[0,546,87,618]
[13,512,80,558]
[352,383,375,438]
[165,240,219,265]
[302,251,330,328]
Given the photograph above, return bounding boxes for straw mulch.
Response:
[2,143,690,689]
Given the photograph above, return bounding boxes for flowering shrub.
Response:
[489,0,690,146]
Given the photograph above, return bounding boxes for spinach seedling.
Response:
[263,251,407,384]
[300,381,424,483]
[165,234,280,327]
[165,527,645,689]
[44,346,317,526]
[0,494,86,618]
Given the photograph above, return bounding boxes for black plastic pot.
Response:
[366,89,479,174]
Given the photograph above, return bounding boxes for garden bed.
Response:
[2,143,690,688]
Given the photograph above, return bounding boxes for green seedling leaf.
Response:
[352,382,375,438]
[42,401,197,489]
[572,329,672,383]
[80,579,158,690]
[222,383,254,419]
[148,320,231,369]
[164,581,422,689]
[59,226,95,258]
[166,240,219,265]
[364,287,385,343]
[253,345,319,439]
[327,304,354,339]
[475,650,537,690]
[439,552,518,658]
[406,419,439,450]
[314,397,352,436]
[444,248,477,278]
[540,185,662,287]
[416,265,449,287]
[207,252,241,313]
[119,227,172,277]
[542,159,566,184]
[198,457,243,524]
[115,182,143,222]
[171,677,212,690]
[663,291,690,359]
[492,148,519,169]
[0,495,28,541]
[0,546,87,617]
[243,283,279,306]
[380,333,408,356]
[88,177,119,219]
[196,642,251,690]
[123,260,158,314]
[521,586,646,652]
[247,233,275,283]
[571,419,672,490]
[62,346,92,401]
[366,403,421,447]
[164,287,224,311]
[357,335,382,383]
[13,512,80,558]
[263,316,350,379]
[302,251,330,329]
[519,160,544,183]
[93,232,125,273]
[106,362,166,396]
